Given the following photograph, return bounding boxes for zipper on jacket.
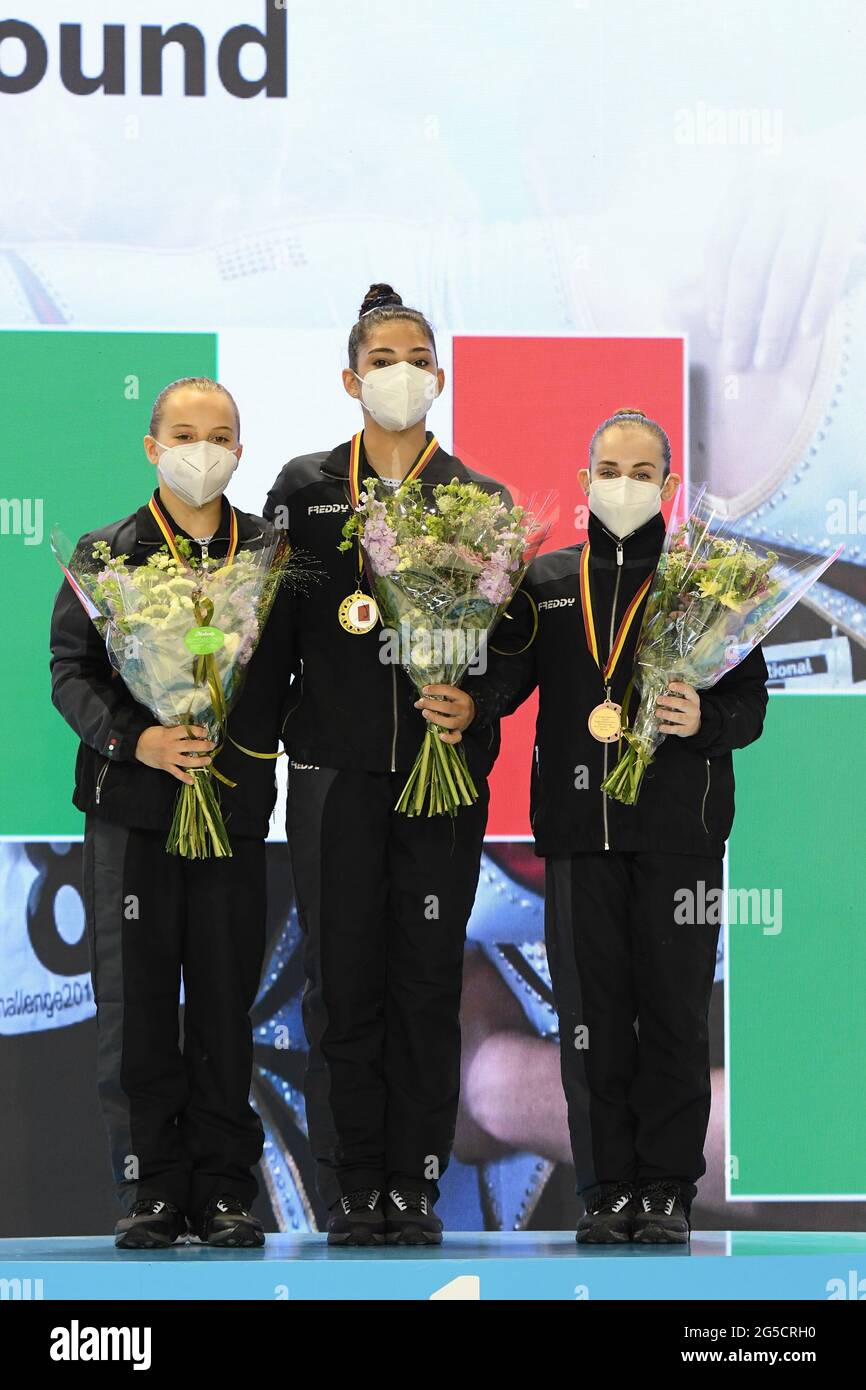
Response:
[530,744,540,831]
[700,759,711,834]
[602,722,611,850]
[340,466,399,773]
[95,758,110,807]
[390,665,398,773]
[600,525,636,559]
[139,524,263,556]
[601,561,623,851]
[138,529,263,551]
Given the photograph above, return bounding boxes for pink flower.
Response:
[363,508,399,576]
[478,568,512,605]
[477,545,514,605]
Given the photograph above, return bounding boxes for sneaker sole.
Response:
[114,1231,183,1250]
[204,1225,266,1248]
[385,1226,443,1246]
[576,1226,632,1244]
[327,1229,387,1247]
[632,1223,690,1245]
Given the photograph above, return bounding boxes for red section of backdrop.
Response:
[452,335,685,838]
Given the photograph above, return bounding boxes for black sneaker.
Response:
[114,1199,187,1250]
[384,1188,443,1246]
[576,1183,636,1244]
[327,1188,386,1246]
[632,1181,690,1244]
[198,1195,265,1248]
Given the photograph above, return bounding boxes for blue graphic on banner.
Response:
[0,842,93,1035]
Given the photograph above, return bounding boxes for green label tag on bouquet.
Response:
[184,625,225,655]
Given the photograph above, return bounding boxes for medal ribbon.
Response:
[579,543,652,685]
[347,430,440,581]
[148,494,238,567]
[348,430,440,509]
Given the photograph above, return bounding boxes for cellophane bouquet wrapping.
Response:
[601,496,843,805]
[341,478,553,816]
[52,525,297,857]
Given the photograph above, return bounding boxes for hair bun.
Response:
[612,405,646,418]
[359,283,403,318]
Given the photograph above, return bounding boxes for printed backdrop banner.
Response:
[1,1,864,1233]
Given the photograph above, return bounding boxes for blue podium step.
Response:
[2,1231,865,1300]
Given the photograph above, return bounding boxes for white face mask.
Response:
[155,439,239,508]
[355,361,440,432]
[588,475,662,539]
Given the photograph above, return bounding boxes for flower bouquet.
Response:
[52,523,296,857]
[601,495,843,805]
[340,478,553,817]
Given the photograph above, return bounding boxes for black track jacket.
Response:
[469,509,769,857]
[263,433,508,780]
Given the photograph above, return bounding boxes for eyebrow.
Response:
[364,346,431,355]
[168,422,235,431]
[597,459,659,468]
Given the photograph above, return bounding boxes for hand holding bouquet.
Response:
[341,478,552,816]
[53,521,297,857]
[601,496,842,805]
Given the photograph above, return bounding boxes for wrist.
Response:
[132,724,158,762]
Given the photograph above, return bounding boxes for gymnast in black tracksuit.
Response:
[467,407,769,1244]
[50,377,292,1250]
[264,284,506,1245]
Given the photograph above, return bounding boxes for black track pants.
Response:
[286,767,489,1208]
[545,851,722,1210]
[82,815,266,1220]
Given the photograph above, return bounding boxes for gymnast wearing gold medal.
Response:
[264,285,509,1245]
[466,408,769,1245]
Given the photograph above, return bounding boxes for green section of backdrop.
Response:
[0,331,217,836]
[728,693,866,1197]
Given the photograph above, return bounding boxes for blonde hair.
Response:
[149,376,240,438]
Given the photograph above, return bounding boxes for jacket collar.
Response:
[586,508,666,566]
[135,489,258,547]
[320,432,456,485]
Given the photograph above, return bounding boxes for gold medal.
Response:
[579,544,653,743]
[338,432,440,637]
[338,590,379,634]
[588,699,623,743]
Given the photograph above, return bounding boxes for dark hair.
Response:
[347,283,437,371]
[590,406,671,475]
[149,376,241,439]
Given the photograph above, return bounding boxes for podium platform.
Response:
[2,1231,865,1300]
